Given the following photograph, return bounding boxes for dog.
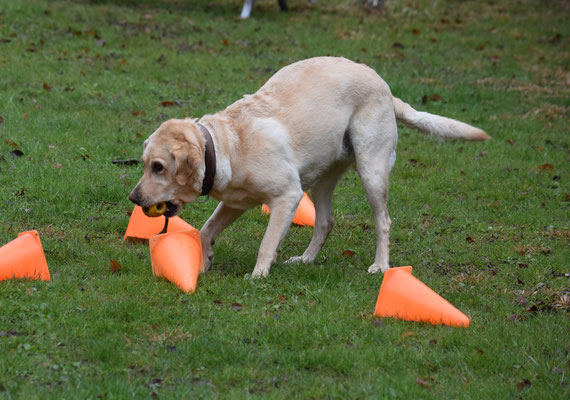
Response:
[129,57,489,278]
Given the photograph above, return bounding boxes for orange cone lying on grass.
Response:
[262,192,316,227]
[0,230,50,281]
[149,227,203,294]
[374,266,470,327]
[124,205,194,241]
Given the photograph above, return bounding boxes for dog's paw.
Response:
[284,255,305,264]
[251,267,269,279]
[367,264,390,274]
[202,254,213,272]
[201,246,214,272]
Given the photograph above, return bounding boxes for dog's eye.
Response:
[152,162,164,173]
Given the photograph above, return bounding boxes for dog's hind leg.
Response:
[351,108,398,274]
[357,153,395,274]
[252,189,303,278]
[200,202,246,272]
[285,163,348,265]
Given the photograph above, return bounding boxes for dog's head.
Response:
[128,119,205,217]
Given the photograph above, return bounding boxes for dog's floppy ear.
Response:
[172,142,203,192]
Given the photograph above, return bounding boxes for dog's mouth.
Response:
[163,201,181,218]
[141,201,181,218]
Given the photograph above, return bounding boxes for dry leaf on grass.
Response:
[110,259,122,273]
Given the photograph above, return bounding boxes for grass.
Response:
[0,0,568,398]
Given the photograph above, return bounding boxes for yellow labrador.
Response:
[129,57,489,278]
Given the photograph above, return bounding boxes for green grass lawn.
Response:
[0,0,568,398]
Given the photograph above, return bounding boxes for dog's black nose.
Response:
[128,187,141,205]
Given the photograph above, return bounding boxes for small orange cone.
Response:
[262,192,315,227]
[0,230,50,281]
[374,266,470,327]
[149,228,203,293]
[124,205,194,241]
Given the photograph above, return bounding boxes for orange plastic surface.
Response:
[0,230,50,281]
[262,192,315,227]
[149,228,203,294]
[374,266,470,328]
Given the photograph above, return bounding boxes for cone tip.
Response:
[384,266,413,278]
[456,314,471,328]
[18,230,40,238]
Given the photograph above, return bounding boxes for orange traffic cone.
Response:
[374,266,470,327]
[0,230,50,281]
[262,192,315,227]
[124,205,194,241]
[149,228,203,293]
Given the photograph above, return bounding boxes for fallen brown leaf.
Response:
[537,163,554,171]
[516,379,531,391]
[110,259,122,273]
[526,305,539,313]
[430,93,443,102]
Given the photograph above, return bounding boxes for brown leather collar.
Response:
[197,123,216,196]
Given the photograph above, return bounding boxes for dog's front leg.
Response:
[251,191,303,278]
[200,202,245,272]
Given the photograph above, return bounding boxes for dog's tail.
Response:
[392,96,490,141]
